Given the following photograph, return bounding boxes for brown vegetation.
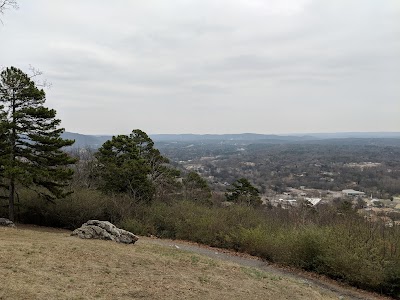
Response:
[0,226,339,300]
[3,190,400,298]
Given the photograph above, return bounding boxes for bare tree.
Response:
[28,65,52,88]
[0,0,18,22]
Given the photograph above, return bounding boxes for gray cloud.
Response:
[0,0,399,134]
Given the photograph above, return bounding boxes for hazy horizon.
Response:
[1,1,399,135]
[66,130,400,137]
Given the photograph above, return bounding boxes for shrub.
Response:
[288,227,327,271]
[7,189,400,297]
[12,189,109,229]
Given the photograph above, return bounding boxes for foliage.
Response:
[159,142,400,197]
[13,189,108,229]
[183,171,211,202]
[119,201,400,297]
[68,148,98,189]
[0,66,75,221]
[225,178,261,206]
[5,187,400,297]
[94,129,179,202]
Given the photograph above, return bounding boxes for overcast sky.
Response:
[1,0,399,135]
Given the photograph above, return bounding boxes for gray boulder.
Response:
[0,218,15,227]
[71,220,138,244]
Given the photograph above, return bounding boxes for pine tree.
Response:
[0,66,75,221]
[95,133,154,200]
[183,171,211,202]
[94,129,179,202]
[225,178,262,207]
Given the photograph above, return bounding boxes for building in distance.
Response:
[342,189,366,197]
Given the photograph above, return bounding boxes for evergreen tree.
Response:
[95,129,179,202]
[225,178,262,207]
[95,134,154,200]
[183,171,211,202]
[0,66,75,221]
[0,104,9,196]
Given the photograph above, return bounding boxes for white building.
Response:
[305,198,321,206]
[342,189,365,196]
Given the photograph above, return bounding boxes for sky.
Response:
[0,0,399,135]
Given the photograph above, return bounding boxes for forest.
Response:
[158,140,400,198]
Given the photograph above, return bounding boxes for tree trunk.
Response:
[8,92,16,222]
[8,128,16,221]
[8,178,15,222]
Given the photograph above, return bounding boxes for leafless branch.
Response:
[28,65,52,89]
[0,0,18,13]
[0,0,18,23]
[28,64,43,77]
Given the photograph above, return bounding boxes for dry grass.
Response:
[0,226,338,300]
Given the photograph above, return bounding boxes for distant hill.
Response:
[62,132,112,148]
[62,132,319,148]
[62,131,400,148]
[149,133,317,142]
[299,132,400,139]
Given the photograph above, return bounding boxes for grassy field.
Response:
[0,226,341,300]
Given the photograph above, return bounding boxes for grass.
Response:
[119,200,400,297]
[240,266,271,280]
[0,225,339,300]
[5,191,400,297]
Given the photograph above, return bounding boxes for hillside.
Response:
[0,225,375,300]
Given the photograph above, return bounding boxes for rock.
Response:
[71,220,139,244]
[0,218,15,227]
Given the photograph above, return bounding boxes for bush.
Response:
[118,218,150,236]
[289,227,327,271]
[6,189,400,297]
[119,200,400,297]
[10,189,110,229]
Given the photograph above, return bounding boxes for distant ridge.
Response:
[62,132,400,148]
[62,132,112,148]
[297,132,400,139]
[149,133,316,142]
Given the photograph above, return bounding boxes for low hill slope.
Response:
[0,226,341,300]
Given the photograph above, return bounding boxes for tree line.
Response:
[0,66,260,221]
[159,141,400,197]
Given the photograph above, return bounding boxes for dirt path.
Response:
[142,237,392,300]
